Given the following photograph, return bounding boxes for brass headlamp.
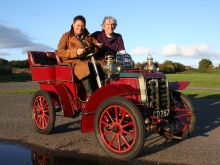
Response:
[103,52,121,79]
[144,55,156,73]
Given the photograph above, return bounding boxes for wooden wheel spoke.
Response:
[43,103,49,110]
[120,112,127,124]
[106,111,114,123]
[101,120,113,127]
[39,97,44,108]
[103,130,112,136]
[35,99,41,107]
[43,110,49,114]
[109,134,116,146]
[121,135,130,148]
[117,134,121,151]
[175,113,191,118]
[115,107,118,122]
[122,130,135,138]
[122,121,134,128]
[34,113,40,122]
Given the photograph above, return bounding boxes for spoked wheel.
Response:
[31,90,56,134]
[94,96,145,160]
[163,91,196,140]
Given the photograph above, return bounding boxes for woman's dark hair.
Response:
[73,15,86,25]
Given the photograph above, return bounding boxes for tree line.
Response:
[0,58,29,74]
[134,59,218,73]
[0,57,219,75]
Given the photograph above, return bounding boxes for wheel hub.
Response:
[112,125,120,133]
[36,109,42,115]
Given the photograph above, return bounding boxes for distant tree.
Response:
[0,58,8,65]
[158,64,166,73]
[10,60,29,68]
[134,62,144,69]
[154,61,159,70]
[163,60,174,65]
[159,63,175,73]
[159,60,175,73]
[174,62,185,72]
[0,58,12,75]
[198,59,213,72]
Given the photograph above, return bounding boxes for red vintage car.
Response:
[27,48,196,160]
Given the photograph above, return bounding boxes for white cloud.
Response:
[0,23,54,54]
[162,44,220,59]
[0,23,33,48]
[130,47,150,56]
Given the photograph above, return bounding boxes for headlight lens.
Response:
[103,62,121,75]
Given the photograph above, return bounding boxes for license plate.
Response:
[153,109,169,118]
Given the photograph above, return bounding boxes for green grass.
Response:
[1,72,220,99]
[167,73,220,88]
[167,73,220,99]
[0,73,31,82]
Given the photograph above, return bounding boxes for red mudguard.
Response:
[81,84,139,133]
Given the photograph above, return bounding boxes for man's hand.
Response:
[96,43,103,48]
[77,48,85,56]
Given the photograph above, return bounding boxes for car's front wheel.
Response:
[94,96,145,160]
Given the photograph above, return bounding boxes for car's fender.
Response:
[39,82,76,117]
[81,84,139,133]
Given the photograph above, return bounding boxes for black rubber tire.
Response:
[94,96,145,160]
[31,90,56,134]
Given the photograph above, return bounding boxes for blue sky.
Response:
[0,0,220,68]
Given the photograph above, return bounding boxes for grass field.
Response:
[1,72,220,99]
[167,73,220,99]
[0,74,31,82]
[167,72,220,88]
[0,89,37,94]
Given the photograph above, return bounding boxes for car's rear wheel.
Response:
[94,96,145,160]
[31,90,56,134]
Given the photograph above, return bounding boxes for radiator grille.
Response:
[146,78,170,110]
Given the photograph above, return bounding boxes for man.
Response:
[92,16,126,59]
[57,15,99,99]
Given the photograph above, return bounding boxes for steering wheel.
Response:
[80,44,99,59]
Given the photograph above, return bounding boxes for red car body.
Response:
[28,50,196,160]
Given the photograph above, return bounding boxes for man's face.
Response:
[103,19,116,35]
[73,20,85,36]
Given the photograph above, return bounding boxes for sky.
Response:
[0,0,220,68]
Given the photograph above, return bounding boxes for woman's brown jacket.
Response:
[57,27,99,80]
